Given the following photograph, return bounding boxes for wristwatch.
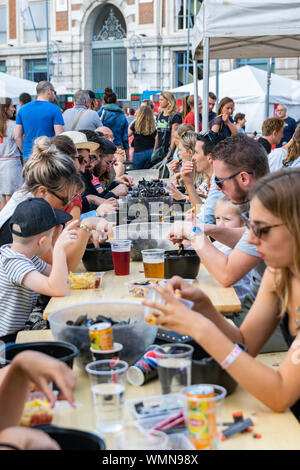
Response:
[186,225,203,241]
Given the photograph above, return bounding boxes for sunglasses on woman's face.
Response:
[242,214,284,239]
[48,191,80,208]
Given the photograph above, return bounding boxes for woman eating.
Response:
[143,168,300,419]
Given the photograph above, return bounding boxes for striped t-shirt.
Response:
[0,245,47,336]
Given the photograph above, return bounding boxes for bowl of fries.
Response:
[68,272,105,290]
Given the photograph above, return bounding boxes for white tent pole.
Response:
[215,59,219,108]
[193,60,199,132]
[264,58,272,120]
[202,37,210,133]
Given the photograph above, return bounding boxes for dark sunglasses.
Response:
[242,214,284,239]
[76,155,90,165]
[48,190,80,207]
[89,155,98,162]
[214,171,254,189]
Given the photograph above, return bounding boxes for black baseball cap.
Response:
[10,198,72,237]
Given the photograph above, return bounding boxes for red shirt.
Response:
[65,194,82,214]
[183,111,202,132]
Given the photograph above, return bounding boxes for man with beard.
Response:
[169,133,287,352]
[14,81,64,162]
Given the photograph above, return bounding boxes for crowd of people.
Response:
[0,79,300,449]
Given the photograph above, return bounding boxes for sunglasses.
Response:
[48,190,80,208]
[89,155,98,163]
[76,155,90,165]
[242,214,284,239]
[214,171,254,189]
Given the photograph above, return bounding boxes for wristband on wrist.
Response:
[220,344,242,370]
[187,225,203,241]
[78,223,92,234]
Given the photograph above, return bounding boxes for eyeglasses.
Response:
[214,171,254,189]
[242,214,284,239]
[89,155,98,163]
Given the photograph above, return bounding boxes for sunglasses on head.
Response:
[214,171,254,189]
[242,214,284,239]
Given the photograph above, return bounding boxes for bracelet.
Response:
[78,223,92,234]
[220,344,242,370]
[0,443,21,450]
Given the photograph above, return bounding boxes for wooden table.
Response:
[16,330,300,450]
[44,262,241,319]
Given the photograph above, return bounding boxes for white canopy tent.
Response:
[0,72,37,100]
[171,65,300,133]
[192,0,300,131]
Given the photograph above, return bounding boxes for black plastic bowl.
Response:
[164,249,200,279]
[191,343,247,395]
[36,425,106,450]
[82,242,114,271]
[0,341,79,369]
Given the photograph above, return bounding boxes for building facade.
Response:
[0,0,300,99]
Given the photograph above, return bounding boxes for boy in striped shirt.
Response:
[0,198,78,341]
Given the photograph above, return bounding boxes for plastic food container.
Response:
[126,393,184,420]
[21,392,53,427]
[126,278,162,298]
[68,272,105,289]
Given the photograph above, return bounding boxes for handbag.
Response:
[154,328,209,360]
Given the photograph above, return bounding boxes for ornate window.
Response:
[93,6,126,41]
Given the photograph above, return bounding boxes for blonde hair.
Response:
[284,125,300,165]
[134,105,156,135]
[214,194,245,226]
[179,131,197,154]
[160,91,177,116]
[22,136,84,199]
[249,168,300,315]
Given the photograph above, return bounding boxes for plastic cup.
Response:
[86,359,128,433]
[157,343,194,395]
[115,425,169,450]
[111,240,131,276]
[141,249,165,279]
[182,384,227,450]
[90,343,123,361]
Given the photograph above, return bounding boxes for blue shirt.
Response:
[16,101,64,160]
[196,174,222,225]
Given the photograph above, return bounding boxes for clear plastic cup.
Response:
[157,343,194,395]
[111,240,131,275]
[141,249,165,279]
[115,425,169,450]
[86,359,128,433]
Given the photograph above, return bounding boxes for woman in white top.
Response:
[268,125,300,172]
[0,98,23,210]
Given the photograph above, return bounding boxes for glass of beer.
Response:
[111,240,131,276]
[141,249,165,279]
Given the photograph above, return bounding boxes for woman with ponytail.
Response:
[0,136,112,271]
[182,95,202,132]
[0,98,23,210]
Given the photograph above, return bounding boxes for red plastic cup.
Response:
[111,240,131,276]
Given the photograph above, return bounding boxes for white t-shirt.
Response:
[0,245,47,336]
[213,240,252,302]
[268,148,300,172]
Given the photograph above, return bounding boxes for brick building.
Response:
[0,0,300,99]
